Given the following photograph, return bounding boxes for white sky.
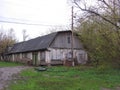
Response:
[0,0,71,41]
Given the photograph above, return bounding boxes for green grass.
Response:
[0,61,23,67]
[9,66,120,90]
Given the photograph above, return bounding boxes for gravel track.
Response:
[0,66,30,90]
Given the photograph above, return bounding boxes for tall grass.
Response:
[9,66,120,90]
[0,61,23,67]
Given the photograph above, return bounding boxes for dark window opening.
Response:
[67,37,71,44]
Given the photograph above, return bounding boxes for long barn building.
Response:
[7,31,87,66]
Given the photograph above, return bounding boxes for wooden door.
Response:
[32,52,38,66]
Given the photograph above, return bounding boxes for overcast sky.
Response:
[0,0,71,41]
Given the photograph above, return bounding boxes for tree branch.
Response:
[74,1,120,29]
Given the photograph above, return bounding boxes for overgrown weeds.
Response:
[9,66,120,90]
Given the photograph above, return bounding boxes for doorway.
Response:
[32,52,38,66]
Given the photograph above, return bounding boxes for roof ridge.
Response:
[48,32,58,48]
[8,30,71,54]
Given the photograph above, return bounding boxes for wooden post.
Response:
[71,6,75,66]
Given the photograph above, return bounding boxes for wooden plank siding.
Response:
[50,32,83,49]
[49,48,87,65]
[9,49,87,66]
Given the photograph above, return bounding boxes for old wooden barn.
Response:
[7,30,87,66]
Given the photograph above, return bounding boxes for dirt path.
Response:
[101,87,120,90]
[0,66,30,90]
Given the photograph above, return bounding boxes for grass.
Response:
[9,66,120,90]
[0,61,23,67]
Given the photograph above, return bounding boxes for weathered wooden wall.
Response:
[8,32,87,65]
[51,32,83,49]
[49,48,87,64]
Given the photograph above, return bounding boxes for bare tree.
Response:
[72,0,120,29]
[73,0,120,45]
[0,28,17,60]
[22,29,29,41]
